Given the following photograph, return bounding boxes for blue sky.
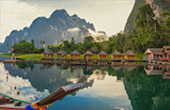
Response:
[0,0,135,42]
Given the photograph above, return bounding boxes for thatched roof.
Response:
[43,50,54,54]
[125,50,135,56]
[112,50,122,56]
[70,50,81,55]
[57,50,67,55]
[98,51,108,56]
[84,50,94,56]
[145,48,163,55]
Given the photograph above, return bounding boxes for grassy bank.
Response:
[0,53,43,61]
[0,52,145,61]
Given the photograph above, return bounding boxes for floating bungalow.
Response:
[98,51,108,65]
[145,46,170,62]
[70,50,81,64]
[112,50,122,65]
[145,48,163,62]
[56,50,67,64]
[124,50,136,62]
[84,50,94,65]
[56,50,67,60]
[43,50,54,60]
[162,46,170,61]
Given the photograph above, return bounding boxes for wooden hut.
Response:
[84,50,94,65]
[145,48,163,62]
[98,51,108,65]
[56,50,67,65]
[70,50,81,64]
[124,50,136,61]
[112,50,122,60]
[162,46,170,61]
[43,50,54,60]
[112,50,122,65]
[57,50,67,60]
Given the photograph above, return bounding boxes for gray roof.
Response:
[70,50,81,55]
[98,51,108,56]
[125,50,135,56]
[112,50,122,56]
[84,50,94,55]
[145,48,163,55]
[57,50,67,55]
[43,50,54,54]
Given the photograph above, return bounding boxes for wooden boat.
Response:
[0,83,83,110]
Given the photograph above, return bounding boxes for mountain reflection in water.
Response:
[0,62,170,110]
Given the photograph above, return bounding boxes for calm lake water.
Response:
[0,62,170,110]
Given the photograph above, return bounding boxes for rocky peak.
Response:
[124,0,170,34]
[50,9,69,19]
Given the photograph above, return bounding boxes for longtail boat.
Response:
[0,83,83,110]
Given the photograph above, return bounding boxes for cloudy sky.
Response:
[0,0,135,43]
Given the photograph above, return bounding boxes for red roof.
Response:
[145,48,163,55]
[163,46,170,49]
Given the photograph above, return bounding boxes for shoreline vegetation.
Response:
[0,52,145,62]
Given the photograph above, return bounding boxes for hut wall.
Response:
[87,55,94,60]
[112,55,122,60]
[71,55,80,59]
[125,55,136,60]
[99,55,107,60]
[57,54,66,59]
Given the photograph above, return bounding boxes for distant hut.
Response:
[57,50,67,59]
[70,50,81,59]
[84,50,95,65]
[98,51,108,60]
[124,50,136,61]
[98,51,108,65]
[43,50,54,60]
[112,50,122,65]
[145,48,163,62]
[70,50,81,64]
[162,46,170,61]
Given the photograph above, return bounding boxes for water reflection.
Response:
[0,62,170,110]
[144,65,170,79]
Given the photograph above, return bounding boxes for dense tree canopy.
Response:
[12,40,44,53]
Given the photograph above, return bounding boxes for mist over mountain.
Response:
[0,9,95,52]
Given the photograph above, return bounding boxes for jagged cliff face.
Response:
[124,0,170,34]
[0,9,95,52]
